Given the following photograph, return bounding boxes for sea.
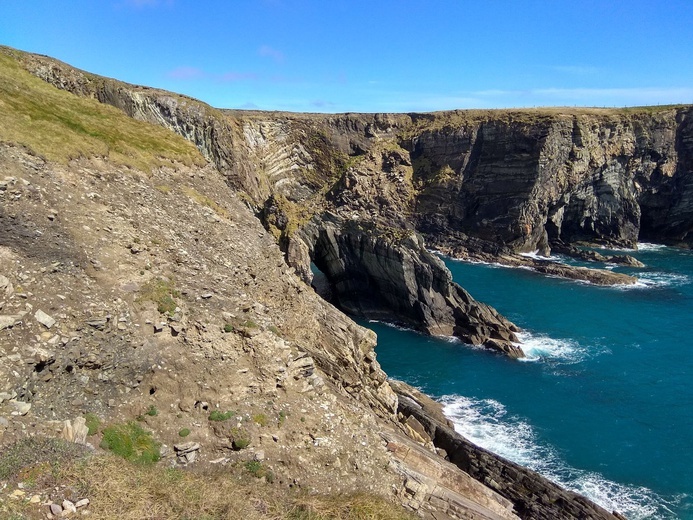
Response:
[361,243,693,520]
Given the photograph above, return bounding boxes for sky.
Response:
[1,0,692,113]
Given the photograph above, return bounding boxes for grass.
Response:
[181,186,230,218]
[0,49,205,171]
[138,277,179,315]
[230,428,251,450]
[208,410,235,422]
[99,422,161,465]
[0,437,88,483]
[85,413,102,436]
[252,413,269,427]
[245,461,274,483]
[0,437,417,520]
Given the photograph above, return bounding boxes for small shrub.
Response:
[241,319,258,329]
[252,413,268,427]
[139,277,179,315]
[231,427,250,450]
[178,428,191,438]
[278,410,287,426]
[100,422,160,465]
[223,323,234,333]
[244,460,273,482]
[208,410,235,422]
[145,405,158,417]
[84,413,101,436]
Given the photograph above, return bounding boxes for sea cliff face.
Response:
[408,109,693,252]
[6,45,692,519]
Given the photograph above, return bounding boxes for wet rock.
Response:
[300,215,523,356]
[394,381,623,520]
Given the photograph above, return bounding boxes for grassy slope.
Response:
[0,439,415,520]
[0,51,205,171]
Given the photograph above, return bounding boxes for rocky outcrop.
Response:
[393,382,626,520]
[408,109,693,252]
[299,213,523,356]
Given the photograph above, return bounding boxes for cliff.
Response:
[407,108,693,252]
[3,45,690,519]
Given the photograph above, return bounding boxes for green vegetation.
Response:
[0,49,204,171]
[231,427,251,450]
[208,410,235,422]
[223,323,235,333]
[84,413,101,436]
[0,437,88,482]
[252,413,269,427]
[178,428,191,438]
[138,277,179,315]
[245,460,274,483]
[100,422,161,465]
[241,319,258,329]
[0,436,416,520]
[145,405,159,417]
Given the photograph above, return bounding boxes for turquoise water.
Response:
[363,244,693,519]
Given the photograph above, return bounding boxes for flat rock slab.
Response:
[34,309,56,329]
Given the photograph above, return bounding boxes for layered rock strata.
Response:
[392,382,626,520]
[298,213,522,356]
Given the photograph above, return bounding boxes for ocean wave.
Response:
[636,242,669,251]
[515,331,588,364]
[619,271,691,290]
[519,251,561,261]
[441,395,681,519]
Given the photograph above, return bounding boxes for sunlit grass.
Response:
[0,49,205,171]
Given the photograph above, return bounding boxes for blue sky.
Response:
[2,0,692,113]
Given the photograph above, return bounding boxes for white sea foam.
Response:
[441,395,681,519]
[519,250,561,261]
[637,242,669,252]
[617,271,691,290]
[515,331,587,364]
[367,319,416,333]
